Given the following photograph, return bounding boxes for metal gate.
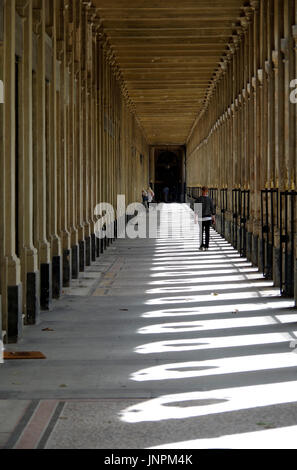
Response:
[220,188,228,238]
[239,190,250,258]
[232,189,241,250]
[279,191,297,297]
[209,188,218,215]
[261,189,279,279]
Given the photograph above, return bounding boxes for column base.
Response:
[216,214,222,235]
[263,241,273,279]
[273,246,281,288]
[251,234,259,267]
[91,233,96,262]
[40,263,52,310]
[26,271,40,326]
[96,237,100,258]
[114,220,117,240]
[258,238,264,273]
[85,236,91,266]
[283,251,294,297]
[246,232,252,262]
[294,259,297,307]
[79,240,85,272]
[236,226,241,252]
[71,245,79,280]
[7,284,23,343]
[52,256,62,299]
[63,249,72,287]
[225,220,231,242]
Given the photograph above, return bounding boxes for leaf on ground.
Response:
[211,292,219,296]
[59,384,67,388]
[42,328,55,332]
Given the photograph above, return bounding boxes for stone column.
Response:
[74,0,84,276]
[87,7,97,260]
[47,0,62,299]
[250,0,261,266]
[16,0,40,325]
[93,18,101,256]
[80,2,88,271]
[56,0,73,284]
[282,0,296,297]
[283,0,295,189]
[33,0,52,312]
[66,0,80,276]
[97,30,104,253]
[1,0,23,341]
[293,5,297,305]
[272,0,285,285]
[0,0,4,337]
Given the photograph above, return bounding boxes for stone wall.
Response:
[0,0,149,343]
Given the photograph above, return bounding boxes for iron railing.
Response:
[261,189,279,279]
[220,188,228,238]
[279,191,297,297]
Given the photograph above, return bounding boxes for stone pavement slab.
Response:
[1,204,297,449]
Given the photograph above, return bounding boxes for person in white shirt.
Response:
[147,187,154,207]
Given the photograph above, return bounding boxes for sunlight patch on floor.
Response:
[138,313,297,334]
[148,425,297,449]
[141,300,295,318]
[134,331,297,354]
[120,381,297,424]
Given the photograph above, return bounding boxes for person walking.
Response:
[142,189,148,210]
[163,186,169,203]
[195,186,216,250]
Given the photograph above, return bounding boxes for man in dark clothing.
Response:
[195,186,216,250]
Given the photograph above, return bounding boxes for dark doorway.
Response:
[155,151,182,203]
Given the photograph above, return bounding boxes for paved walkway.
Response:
[1,204,297,449]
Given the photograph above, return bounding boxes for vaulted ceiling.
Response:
[94,0,247,145]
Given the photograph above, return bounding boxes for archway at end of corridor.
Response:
[152,148,185,204]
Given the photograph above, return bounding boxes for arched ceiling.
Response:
[93,0,247,145]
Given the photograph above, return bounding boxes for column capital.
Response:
[232,33,241,51]
[32,7,42,35]
[271,50,280,69]
[246,82,251,97]
[82,1,92,9]
[257,68,263,86]
[251,75,257,90]
[264,60,272,78]
[227,42,236,56]
[280,38,289,61]
[250,0,260,11]
[16,0,31,17]
[240,17,250,31]
[56,39,64,61]
[292,25,297,43]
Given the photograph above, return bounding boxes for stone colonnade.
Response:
[0,0,149,343]
[187,0,297,305]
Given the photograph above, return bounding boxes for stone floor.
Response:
[1,204,297,449]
